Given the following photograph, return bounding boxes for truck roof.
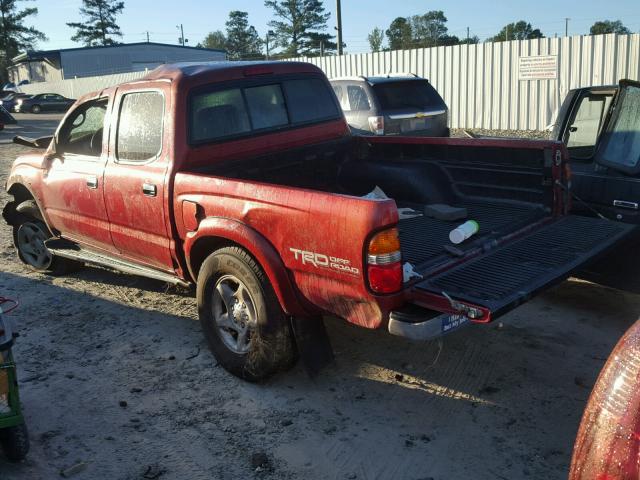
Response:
[141,60,323,84]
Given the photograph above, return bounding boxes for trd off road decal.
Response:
[289,248,359,275]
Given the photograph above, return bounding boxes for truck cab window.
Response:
[566,94,612,158]
[117,91,164,162]
[58,99,107,157]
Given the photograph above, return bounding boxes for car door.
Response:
[40,96,116,252]
[587,80,640,223]
[103,85,174,271]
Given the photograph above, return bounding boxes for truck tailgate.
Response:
[413,215,634,316]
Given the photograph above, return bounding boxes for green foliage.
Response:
[198,30,227,50]
[225,11,263,59]
[264,0,331,57]
[385,11,465,50]
[67,0,124,47]
[590,20,631,35]
[459,35,480,45]
[0,0,47,82]
[487,21,544,42]
[386,17,412,50]
[367,27,385,52]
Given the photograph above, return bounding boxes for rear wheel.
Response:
[0,422,30,462]
[197,246,296,381]
[13,218,80,275]
[30,105,41,114]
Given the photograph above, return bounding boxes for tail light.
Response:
[367,227,402,294]
[569,319,640,480]
[368,116,385,135]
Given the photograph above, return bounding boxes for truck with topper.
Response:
[2,61,634,381]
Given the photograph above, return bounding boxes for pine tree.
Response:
[225,11,263,60]
[264,0,330,57]
[67,0,125,47]
[0,0,47,82]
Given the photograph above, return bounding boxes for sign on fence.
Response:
[518,55,558,80]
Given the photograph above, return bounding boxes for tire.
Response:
[12,216,81,276]
[0,422,30,462]
[30,105,41,114]
[197,246,296,381]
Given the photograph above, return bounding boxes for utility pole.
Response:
[565,18,570,37]
[146,31,150,43]
[320,40,325,57]
[335,0,343,55]
[466,27,470,42]
[266,30,274,60]
[177,24,185,46]
[505,24,509,41]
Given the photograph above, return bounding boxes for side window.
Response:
[347,85,370,111]
[117,91,164,162]
[58,99,107,156]
[566,94,611,158]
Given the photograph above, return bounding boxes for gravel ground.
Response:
[0,129,637,479]
[451,128,551,140]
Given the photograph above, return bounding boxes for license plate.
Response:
[441,314,469,334]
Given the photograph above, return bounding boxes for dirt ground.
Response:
[0,118,638,479]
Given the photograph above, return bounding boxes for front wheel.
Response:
[30,105,41,114]
[197,247,296,381]
[0,422,30,462]
[13,218,80,275]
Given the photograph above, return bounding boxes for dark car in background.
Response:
[330,74,449,137]
[0,93,31,113]
[14,93,75,113]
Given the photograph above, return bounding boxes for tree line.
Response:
[0,0,636,76]
[367,13,633,52]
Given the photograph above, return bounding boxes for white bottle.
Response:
[449,220,479,244]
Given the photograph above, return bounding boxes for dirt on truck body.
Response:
[2,61,634,380]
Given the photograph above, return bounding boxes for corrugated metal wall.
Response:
[290,33,640,131]
[18,71,148,98]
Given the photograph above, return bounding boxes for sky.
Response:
[28,0,640,54]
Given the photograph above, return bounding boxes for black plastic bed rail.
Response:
[414,215,634,316]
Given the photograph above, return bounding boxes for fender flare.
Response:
[4,177,53,230]
[184,217,313,317]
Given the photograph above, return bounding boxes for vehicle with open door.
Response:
[552,80,640,289]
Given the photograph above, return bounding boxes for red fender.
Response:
[183,216,313,317]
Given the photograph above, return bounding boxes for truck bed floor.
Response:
[399,202,544,267]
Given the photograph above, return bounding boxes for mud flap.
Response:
[291,316,334,377]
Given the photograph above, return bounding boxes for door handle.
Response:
[86,176,98,189]
[142,183,157,197]
[613,200,638,210]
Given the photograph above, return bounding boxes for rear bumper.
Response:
[388,305,472,341]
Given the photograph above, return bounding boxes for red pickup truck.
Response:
[2,62,633,380]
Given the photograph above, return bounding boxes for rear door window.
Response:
[373,80,444,110]
[190,76,340,144]
[346,85,370,111]
[117,91,164,162]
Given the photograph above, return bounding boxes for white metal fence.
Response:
[290,33,640,131]
[17,70,147,99]
[14,33,640,131]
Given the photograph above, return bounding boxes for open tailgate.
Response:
[413,215,634,317]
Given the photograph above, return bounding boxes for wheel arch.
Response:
[185,217,313,317]
[3,181,48,227]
